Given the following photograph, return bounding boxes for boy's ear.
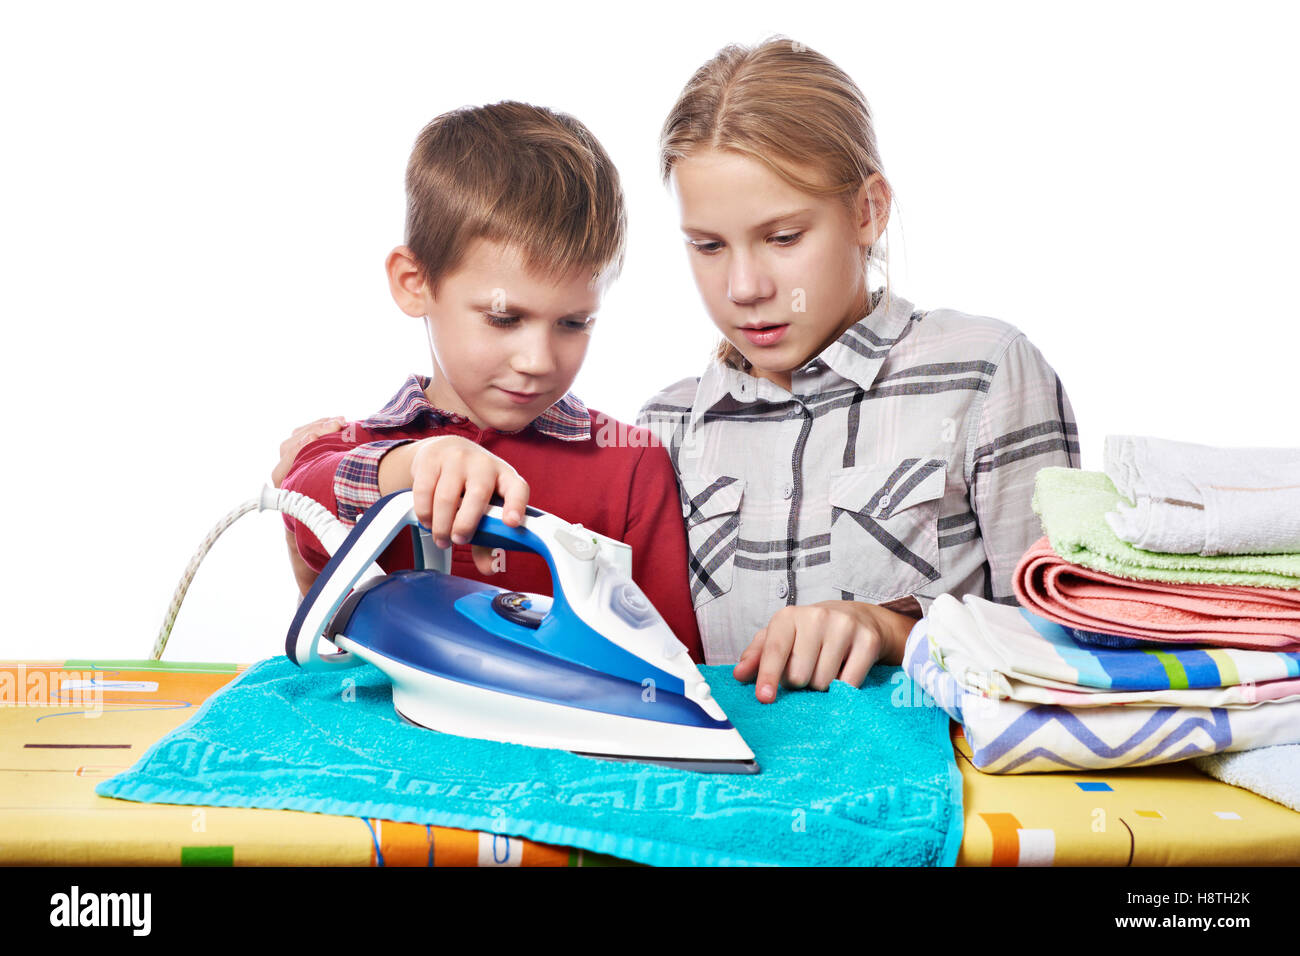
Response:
[386,246,433,317]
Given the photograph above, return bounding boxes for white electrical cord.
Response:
[151,487,362,660]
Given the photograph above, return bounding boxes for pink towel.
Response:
[1012,537,1300,650]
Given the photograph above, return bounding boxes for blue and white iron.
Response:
[286,490,759,774]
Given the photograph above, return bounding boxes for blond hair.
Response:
[405,101,627,292]
[658,38,894,367]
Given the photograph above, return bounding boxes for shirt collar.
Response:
[362,374,591,441]
[687,288,917,431]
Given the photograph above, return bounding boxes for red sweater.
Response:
[281,376,703,662]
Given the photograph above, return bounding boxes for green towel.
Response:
[1031,468,1300,588]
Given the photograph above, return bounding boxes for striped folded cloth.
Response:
[924,592,1300,706]
[903,612,1300,774]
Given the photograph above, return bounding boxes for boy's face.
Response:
[670,148,888,391]
[390,238,602,432]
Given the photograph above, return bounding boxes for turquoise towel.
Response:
[96,658,962,867]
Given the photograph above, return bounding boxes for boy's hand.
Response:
[402,436,531,574]
[732,601,913,703]
[272,416,348,488]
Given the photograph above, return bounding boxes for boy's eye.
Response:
[485,313,594,332]
[769,231,803,246]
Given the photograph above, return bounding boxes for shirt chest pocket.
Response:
[829,457,946,603]
[679,474,745,610]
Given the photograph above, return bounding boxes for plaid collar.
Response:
[362,374,591,441]
[688,288,917,430]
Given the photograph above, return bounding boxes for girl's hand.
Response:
[273,416,347,597]
[406,436,530,575]
[732,601,913,703]
[272,416,348,488]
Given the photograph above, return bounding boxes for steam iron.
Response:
[286,490,759,774]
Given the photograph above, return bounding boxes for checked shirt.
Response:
[637,289,1080,664]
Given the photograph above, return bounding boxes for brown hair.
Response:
[658,38,894,367]
[405,101,627,292]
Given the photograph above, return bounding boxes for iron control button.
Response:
[491,591,545,629]
[553,526,597,561]
[611,581,656,629]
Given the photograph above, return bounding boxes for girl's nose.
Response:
[727,251,775,306]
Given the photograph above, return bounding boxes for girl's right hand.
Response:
[732,601,909,703]
[272,416,348,487]
[408,436,531,573]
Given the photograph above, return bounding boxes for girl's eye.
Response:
[688,239,723,256]
[563,317,596,332]
[484,313,519,327]
[770,231,803,247]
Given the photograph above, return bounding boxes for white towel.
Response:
[1193,746,1300,813]
[1103,434,1300,555]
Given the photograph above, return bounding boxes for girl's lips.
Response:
[740,324,790,347]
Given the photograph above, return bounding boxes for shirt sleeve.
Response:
[332,439,413,524]
[623,441,705,664]
[968,333,1081,604]
[281,434,414,572]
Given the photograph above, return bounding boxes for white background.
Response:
[3,1,1296,662]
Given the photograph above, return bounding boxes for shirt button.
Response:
[782,483,794,499]
[879,494,892,508]
[776,580,789,599]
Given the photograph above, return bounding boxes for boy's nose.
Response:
[510,336,557,377]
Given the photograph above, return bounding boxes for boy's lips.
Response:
[739,323,790,347]
[496,386,545,405]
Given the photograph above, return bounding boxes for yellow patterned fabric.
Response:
[3,660,1296,865]
[951,724,1300,866]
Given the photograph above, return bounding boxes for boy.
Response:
[278,101,702,660]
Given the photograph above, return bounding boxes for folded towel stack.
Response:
[902,436,1300,780]
[1025,456,1300,647]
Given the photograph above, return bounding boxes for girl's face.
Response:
[670,148,888,390]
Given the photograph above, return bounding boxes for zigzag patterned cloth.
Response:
[903,616,1300,774]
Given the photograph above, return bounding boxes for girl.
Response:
[635,38,1079,701]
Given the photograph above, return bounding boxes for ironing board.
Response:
[3,659,1298,866]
